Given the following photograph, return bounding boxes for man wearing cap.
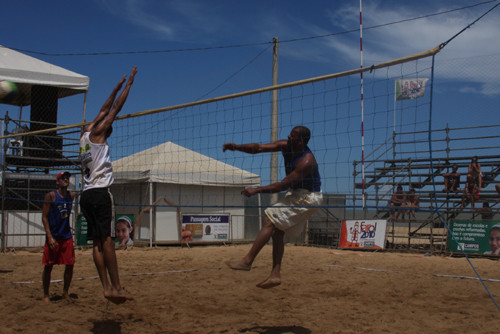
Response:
[42,171,75,302]
[79,66,137,304]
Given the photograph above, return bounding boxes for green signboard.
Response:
[76,214,92,246]
[447,220,500,255]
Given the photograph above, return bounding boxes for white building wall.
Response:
[154,183,245,242]
[2,211,75,248]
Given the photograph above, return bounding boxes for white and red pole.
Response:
[360,0,366,209]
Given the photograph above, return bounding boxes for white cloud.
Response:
[325,1,500,63]
[93,0,500,95]
[95,0,226,42]
[296,1,500,95]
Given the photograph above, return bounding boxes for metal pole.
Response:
[81,92,88,124]
[353,161,357,219]
[149,181,153,248]
[1,118,7,251]
[359,0,366,213]
[270,37,279,204]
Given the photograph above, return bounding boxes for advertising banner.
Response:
[447,220,500,256]
[76,214,92,246]
[339,220,387,249]
[395,78,429,100]
[115,214,135,246]
[181,214,229,243]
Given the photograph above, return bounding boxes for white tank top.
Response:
[80,132,113,190]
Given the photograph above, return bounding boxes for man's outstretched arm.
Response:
[223,140,287,154]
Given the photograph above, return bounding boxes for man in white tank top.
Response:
[80,66,137,304]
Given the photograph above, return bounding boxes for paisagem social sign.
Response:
[182,214,229,242]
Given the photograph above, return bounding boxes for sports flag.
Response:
[395,78,429,100]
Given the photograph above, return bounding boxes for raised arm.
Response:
[89,66,138,142]
[83,75,126,135]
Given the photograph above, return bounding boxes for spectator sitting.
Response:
[406,188,420,220]
[462,175,479,213]
[390,185,407,221]
[443,164,460,192]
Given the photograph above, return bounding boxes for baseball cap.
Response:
[57,171,71,181]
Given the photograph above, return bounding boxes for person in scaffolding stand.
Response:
[467,156,482,190]
[443,164,461,192]
[390,185,407,221]
[462,174,480,214]
[405,188,420,220]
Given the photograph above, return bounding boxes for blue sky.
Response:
[1,1,498,124]
[1,0,500,193]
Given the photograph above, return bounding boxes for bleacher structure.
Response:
[2,115,81,206]
[348,125,500,252]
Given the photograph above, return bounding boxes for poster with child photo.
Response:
[115,215,134,246]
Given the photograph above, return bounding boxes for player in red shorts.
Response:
[42,171,75,302]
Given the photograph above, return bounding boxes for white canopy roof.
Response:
[0,46,89,106]
[113,141,261,187]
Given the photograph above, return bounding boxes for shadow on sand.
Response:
[90,320,122,334]
[239,325,311,334]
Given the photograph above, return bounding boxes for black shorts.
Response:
[80,188,115,239]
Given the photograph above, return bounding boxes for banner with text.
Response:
[447,220,500,256]
[181,214,229,243]
[339,220,387,249]
[395,78,428,100]
[76,214,92,246]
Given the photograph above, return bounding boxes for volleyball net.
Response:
[108,46,438,207]
[2,44,500,250]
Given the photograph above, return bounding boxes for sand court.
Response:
[1,245,499,333]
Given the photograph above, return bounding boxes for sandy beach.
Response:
[1,244,499,333]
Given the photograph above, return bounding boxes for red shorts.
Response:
[42,238,75,266]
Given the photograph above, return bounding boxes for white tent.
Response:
[111,141,261,244]
[0,45,89,106]
[113,141,260,186]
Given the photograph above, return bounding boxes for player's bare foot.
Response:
[42,295,50,303]
[225,259,251,271]
[105,288,133,304]
[256,277,281,289]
